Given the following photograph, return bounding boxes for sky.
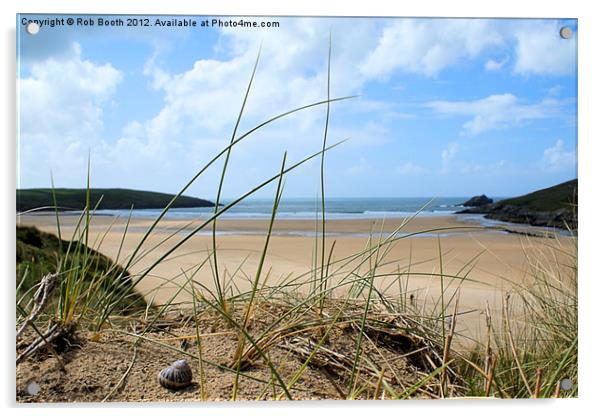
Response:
[16,15,577,199]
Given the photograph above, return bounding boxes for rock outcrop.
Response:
[460,195,493,207]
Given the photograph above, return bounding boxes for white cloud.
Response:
[17,18,578,194]
[425,93,563,135]
[514,21,576,76]
[394,162,427,175]
[134,19,364,169]
[359,19,576,78]
[547,85,563,96]
[18,43,122,187]
[127,19,576,190]
[130,18,520,189]
[442,142,459,163]
[542,139,576,172]
[361,19,504,78]
[138,19,399,166]
[440,142,460,174]
[143,50,171,91]
[484,56,508,71]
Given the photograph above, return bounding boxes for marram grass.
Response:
[16,45,576,401]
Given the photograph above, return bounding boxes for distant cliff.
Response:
[17,188,218,212]
[456,179,577,230]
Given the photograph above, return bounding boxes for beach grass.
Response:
[460,235,578,398]
[15,46,577,401]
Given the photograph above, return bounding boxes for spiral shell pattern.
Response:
[158,359,193,390]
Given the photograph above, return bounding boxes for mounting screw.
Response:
[559,26,573,40]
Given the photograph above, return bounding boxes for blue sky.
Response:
[17,16,577,198]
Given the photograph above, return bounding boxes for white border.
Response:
[3,1,600,415]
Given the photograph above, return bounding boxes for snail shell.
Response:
[158,359,193,390]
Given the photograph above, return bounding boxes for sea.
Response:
[97,197,498,220]
[94,197,572,237]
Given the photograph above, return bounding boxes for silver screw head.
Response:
[560,378,573,390]
[26,381,40,395]
[559,26,573,40]
[26,22,40,35]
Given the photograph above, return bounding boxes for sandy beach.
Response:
[18,213,576,346]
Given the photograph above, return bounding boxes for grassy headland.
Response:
[17,188,217,212]
[458,179,577,229]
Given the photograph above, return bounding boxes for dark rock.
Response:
[456,201,576,230]
[483,206,575,229]
[461,195,493,207]
[455,180,577,231]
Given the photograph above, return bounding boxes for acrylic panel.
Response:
[16,14,577,402]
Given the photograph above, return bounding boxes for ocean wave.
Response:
[95,198,467,220]
[97,209,461,220]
